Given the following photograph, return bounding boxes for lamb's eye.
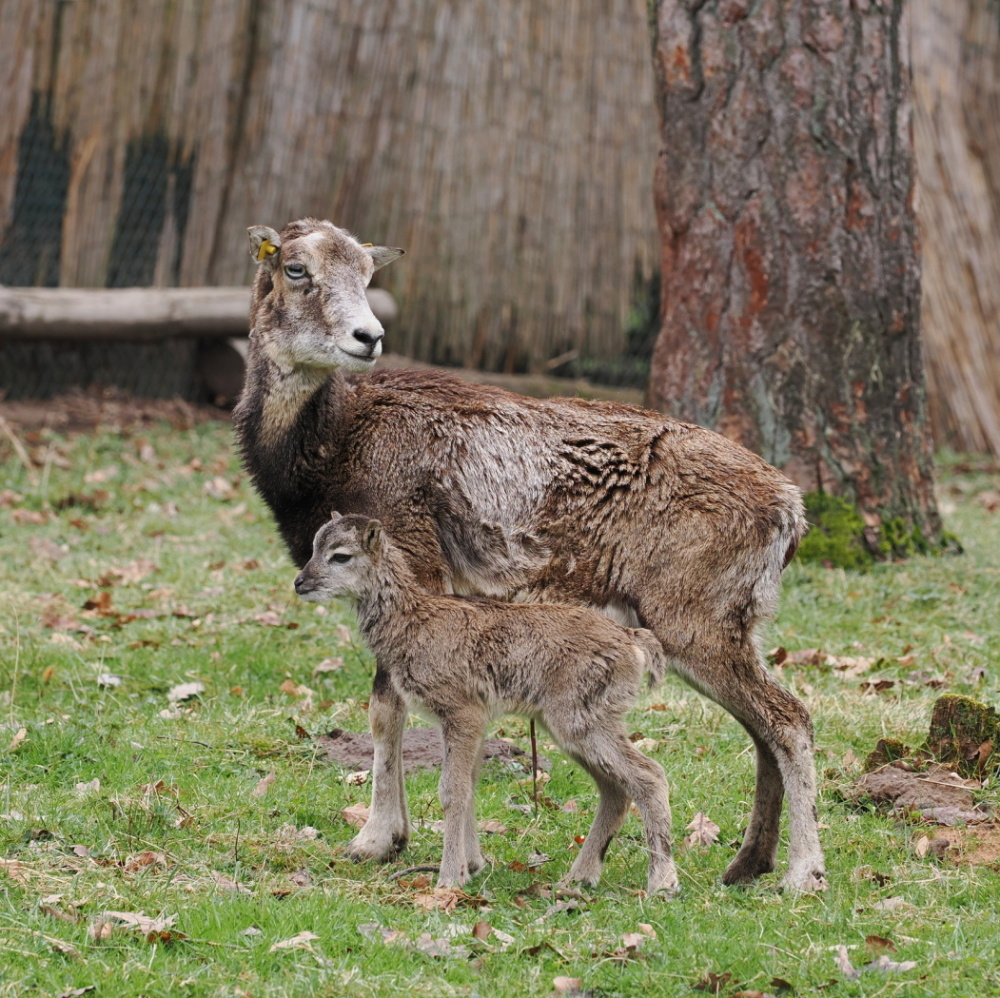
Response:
[330,553,352,564]
[284,263,307,279]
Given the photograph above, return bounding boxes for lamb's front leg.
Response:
[343,667,409,861]
[437,714,486,888]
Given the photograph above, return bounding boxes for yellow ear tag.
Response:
[256,239,278,262]
[361,242,373,247]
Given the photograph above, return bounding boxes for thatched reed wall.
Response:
[0,0,659,373]
[911,0,1000,455]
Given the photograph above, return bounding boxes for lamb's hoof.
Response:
[780,867,828,894]
[343,831,408,864]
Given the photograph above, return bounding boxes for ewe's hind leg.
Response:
[344,668,409,862]
[723,733,783,884]
[560,726,677,894]
[437,713,487,888]
[676,644,826,892]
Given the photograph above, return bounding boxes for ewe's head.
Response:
[248,218,404,373]
[294,513,384,602]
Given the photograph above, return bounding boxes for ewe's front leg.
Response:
[343,668,409,862]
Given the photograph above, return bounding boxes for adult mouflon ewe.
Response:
[296,513,677,893]
[233,216,826,892]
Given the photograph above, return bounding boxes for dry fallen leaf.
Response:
[124,851,167,873]
[313,657,344,676]
[684,812,721,848]
[865,934,897,954]
[345,769,370,786]
[7,727,27,751]
[341,802,370,828]
[90,910,180,943]
[552,977,584,995]
[412,888,489,913]
[269,930,320,952]
[865,955,918,973]
[74,778,100,795]
[834,945,859,980]
[693,971,735,993]
[167,681,205,703]
[251,771,276,798]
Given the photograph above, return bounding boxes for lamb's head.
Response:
[248,218,404,373]
[294,513,384,603]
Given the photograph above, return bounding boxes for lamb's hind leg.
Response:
[723,732,783,884]
[560,725,677,894]
[343,667,409,862]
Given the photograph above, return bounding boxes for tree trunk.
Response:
[648,0,944,560]
[911,0,1000,456]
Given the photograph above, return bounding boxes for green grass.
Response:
[1,420,999,997]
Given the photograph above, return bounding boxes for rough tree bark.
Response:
[648,0,945,561]
[912,0,1000,456]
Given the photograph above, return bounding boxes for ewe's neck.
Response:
[240,344,346,449]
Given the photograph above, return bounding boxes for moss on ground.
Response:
[797,491,872,569]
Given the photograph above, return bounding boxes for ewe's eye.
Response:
[329,553,352,565]
[284,262,307,280]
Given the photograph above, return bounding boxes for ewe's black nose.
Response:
[352,328,384,350]
[294,573,314,594]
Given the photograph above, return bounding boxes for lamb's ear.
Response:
[248,225,282,271]
[363,245,405,272]
[328,511,343,525]
[362,520,382,554]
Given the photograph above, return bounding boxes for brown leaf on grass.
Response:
[7,727,27,751]
[59,985,94,995]
[472,920,492,942]
[345,769,370,786]
[167,681,205,703]
[124,851,167,873]
[834,945,860,980]
[412,888,489,913]
[976,489,1000,512]
[358,923,408,945]
[684,812,720,848]
[913,835,930,858]
[0,858,32,883]
[90,910,182,943]
[693,971,736,993]
[552,978,584,995]
[341,803,370,828]
[479,820,507,834]
[399,874,433,889]
[872,896,912,912]
[313,657,344,676]
[212,871,250,893]
[731,992,773,998]
[204,476,239,501]
[0,489,23,507]
[859,679,895,695]
[41,903,80,924]
[269,930,319,952]
[97,559,158,587]
[414,932,470,959]
[865,955,918,974]
[30,537,69,561]
[11,509,48,525]
[251,771,276,798]
[865,934,897,953]
[336,624,353,644]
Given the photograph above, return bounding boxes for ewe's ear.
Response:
[364,245,405,271]
[362,520,382,554]
[248,225,282,271]
[328,511,343,524]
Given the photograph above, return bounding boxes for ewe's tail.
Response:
[632,628,668,688]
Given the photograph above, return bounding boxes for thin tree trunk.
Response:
[648,0,943,559]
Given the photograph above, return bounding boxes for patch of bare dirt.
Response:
[0,388,226,433]
[317,728,549,774]
[948,824,1000,866]
[851,763,991,825]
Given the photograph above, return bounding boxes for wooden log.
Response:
[0,287,397,340]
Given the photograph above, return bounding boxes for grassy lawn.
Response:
[1,414,998,997]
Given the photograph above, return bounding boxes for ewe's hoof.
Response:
[780,868,828,894]
[721,854,776,886]
[343,832,408,864]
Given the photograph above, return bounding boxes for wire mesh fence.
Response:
[0,0,659,401]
